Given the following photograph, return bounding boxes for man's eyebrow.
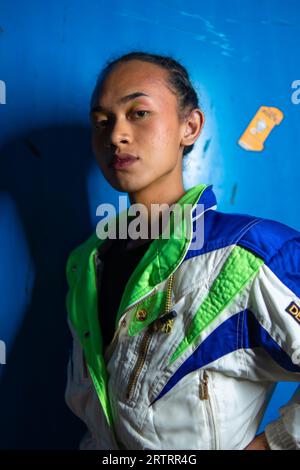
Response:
[90,92,151,113]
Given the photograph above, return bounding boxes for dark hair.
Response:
[91,51,201,157]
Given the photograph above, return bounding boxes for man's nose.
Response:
[109,117,132,147]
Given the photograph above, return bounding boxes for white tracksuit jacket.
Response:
[64,183,300,450]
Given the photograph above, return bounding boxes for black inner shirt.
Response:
[97,237,153,350]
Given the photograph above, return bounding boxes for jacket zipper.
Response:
[126,273,175,401]
[200,370,219,449]
[106,284,159,358]
[200,369,209,400]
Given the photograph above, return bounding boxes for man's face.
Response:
[90,60,187,193]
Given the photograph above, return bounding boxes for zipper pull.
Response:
[161,319,174,334]
[159,310,177,324]
[157,310,177,334]
[200,370,209,400]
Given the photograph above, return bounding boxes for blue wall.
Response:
[0,0,299,448]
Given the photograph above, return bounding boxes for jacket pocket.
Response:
[199,369,220,450]
[146,368,212,449]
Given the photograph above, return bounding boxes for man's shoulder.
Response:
[202,208,300,262]
[236,213,300,263]
[65,230,102,285]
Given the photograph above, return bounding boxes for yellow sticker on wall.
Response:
[238,106,284,151]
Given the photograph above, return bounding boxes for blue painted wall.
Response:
[0,0,299,448]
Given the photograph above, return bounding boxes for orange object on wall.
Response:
[238,106,284,151]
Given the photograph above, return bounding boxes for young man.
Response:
[65,51,300,450]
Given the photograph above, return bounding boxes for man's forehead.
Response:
[109,60,168,81]
[102,72,166,95]
[92,75,171,110]
[101,61,169,92]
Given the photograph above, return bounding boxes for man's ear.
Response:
[181,109,205,147]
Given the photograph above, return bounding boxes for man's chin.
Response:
[108,175,149,194]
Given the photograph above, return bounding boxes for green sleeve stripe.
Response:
[169,246,264,364]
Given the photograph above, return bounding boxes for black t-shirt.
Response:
[97,237,153,349]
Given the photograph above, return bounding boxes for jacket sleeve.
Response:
[65,316,120,450]
[264,386,300,450]
[64,317,99,450]
[248,235,300,449]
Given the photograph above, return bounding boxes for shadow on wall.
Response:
[0,125,99,449]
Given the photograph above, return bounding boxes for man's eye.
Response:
[92,110,149,129]
[131,110,150,118]
[93,120,108,129]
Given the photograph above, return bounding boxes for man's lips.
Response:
[110,153,140,169]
